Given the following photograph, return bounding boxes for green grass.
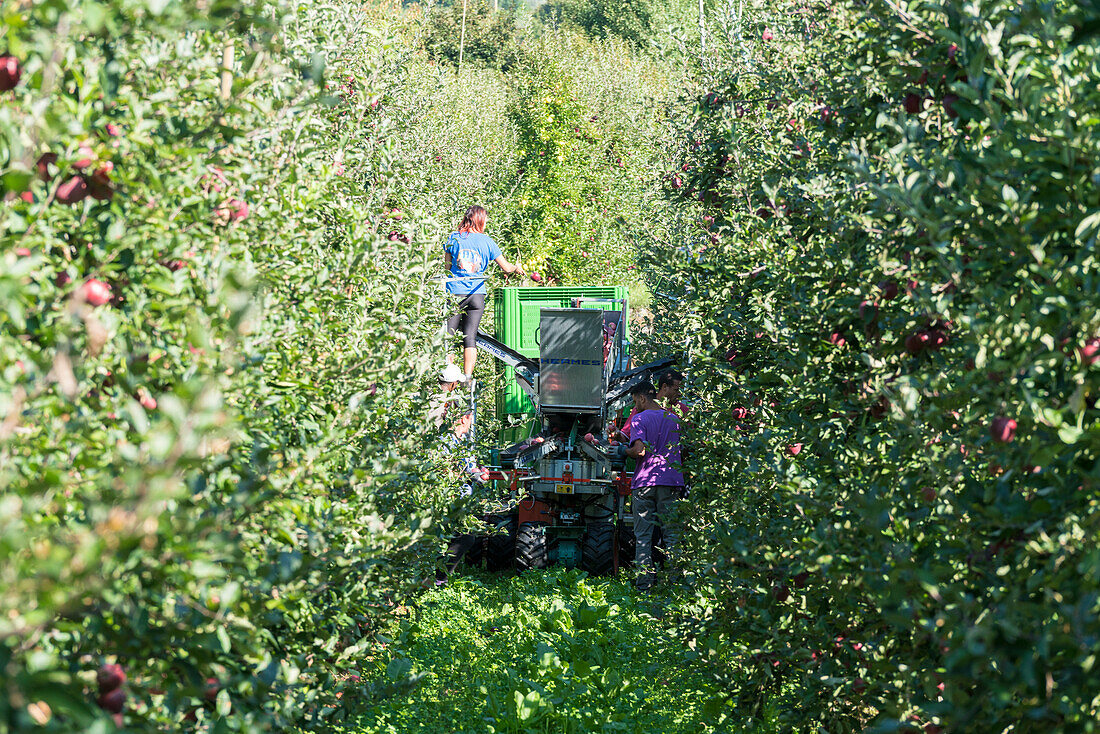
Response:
[344,568,731,733]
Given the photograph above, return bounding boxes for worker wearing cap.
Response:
[625,380,684,591]
[428,364,467,429]
[442,411,487,494]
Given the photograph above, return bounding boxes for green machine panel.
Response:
[494,286,629,418]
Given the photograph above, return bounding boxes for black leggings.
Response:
[445,292,486,349]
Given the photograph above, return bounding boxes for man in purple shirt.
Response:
[625,380,685,591]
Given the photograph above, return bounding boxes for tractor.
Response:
[470,289,672,575]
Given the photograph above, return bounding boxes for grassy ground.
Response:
[342,567,735,733]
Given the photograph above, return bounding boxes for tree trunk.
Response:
[699,0,706,60]
[459,0,469,71]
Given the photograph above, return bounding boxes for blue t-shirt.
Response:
[446,232,502,295]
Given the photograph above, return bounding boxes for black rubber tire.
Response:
[618,523,636,569]
[515,522,550,572]
[462,535,484,568]
[582,521,615,576]
[485,515,517,572]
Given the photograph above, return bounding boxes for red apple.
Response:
[81,279,112,306]
[97,688,126,714]
[106,123,122,137]
[787,443,802,456]
[858,300,878,322]
[15,247,31,257]
[921,486,936,503]
[905,331,930,355]
[36,152,58,181]
[224,198,248,222]
[903,93,922,114]
[0,55,21,92]
[879,280,899,300]
[926,328,948,350]
[87,165,114,201]
[97,663,126,692]
[137,390,157,411]
[762,28,774,41]
[990,416,1017,443]
[828,332,846,347]
[73,145,95,170]
[851,677,866,695]
[583,432,595,443]
[942,93,959,119]
[772,584,789,601]
[1078,338,1100,365]
[530,272,542,282]
[56,176,89,205]
[204,677,219,702]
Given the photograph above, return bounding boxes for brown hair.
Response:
[458,205,487,234]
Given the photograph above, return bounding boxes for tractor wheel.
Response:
[582,522,615,576]
[485,515,516,572]
[462,535,484,568]
[618,523,636,569]
[515,522,550,572]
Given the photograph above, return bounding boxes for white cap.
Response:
[439,365,465,383]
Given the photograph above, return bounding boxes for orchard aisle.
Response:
[342,569,744,734]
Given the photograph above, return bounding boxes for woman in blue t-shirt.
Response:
[444,205,527,379]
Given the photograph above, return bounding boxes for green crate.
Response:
[499,420,539,448]
[494,286,630,418]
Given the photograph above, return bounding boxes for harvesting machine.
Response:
[471,288,672,574]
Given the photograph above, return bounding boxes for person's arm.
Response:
[625,415,651,457]
[443,232,460,273]
[494,254,525,277]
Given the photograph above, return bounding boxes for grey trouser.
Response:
[633,484,681,572]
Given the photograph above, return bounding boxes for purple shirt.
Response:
[629,409,684,488]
